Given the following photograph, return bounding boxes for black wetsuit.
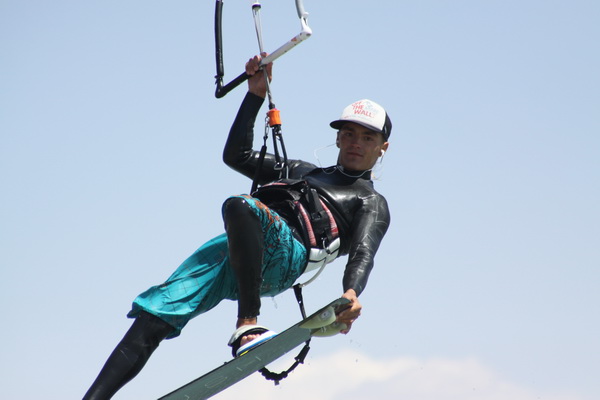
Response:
[223,92,391,297]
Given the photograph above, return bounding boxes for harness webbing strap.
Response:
[293,283,308,319]
[305,189,337,247]
[250,118,270,194]
[250,107,289,193]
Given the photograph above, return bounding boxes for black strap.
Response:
[258,343,310,385]
[271,124,289,175]
[305,188,334,247]
[250,140,268,194]
[250,107,289,194]
[293,283,307,319]
[258,284,310,385]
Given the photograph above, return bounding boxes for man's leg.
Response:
[222,195,307,348]
[83,312,174,400]
[222,197,264,327]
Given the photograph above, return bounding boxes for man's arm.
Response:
[336,194,390,333]
[222,92,267,179]
[343,194,391,296]
[222,55,284,183]
[223,54,317,185]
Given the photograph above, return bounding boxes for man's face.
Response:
[336,122,389,171]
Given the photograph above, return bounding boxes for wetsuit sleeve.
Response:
[342,194,390,297]
[223,92,286,184]
[223,92,317,183]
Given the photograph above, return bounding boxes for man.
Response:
[83,55,391,399]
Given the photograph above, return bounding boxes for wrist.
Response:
[248,89,266,99]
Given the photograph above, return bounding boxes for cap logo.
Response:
[350,100,378,119]
[340,99,385,132]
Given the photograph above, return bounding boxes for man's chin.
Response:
[340,163,366,172]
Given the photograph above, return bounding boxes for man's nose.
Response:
[348,136,360,145]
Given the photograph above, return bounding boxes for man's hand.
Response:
[245,53,272,98]
[337,289,362,334]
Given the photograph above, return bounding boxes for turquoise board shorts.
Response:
[128,195,307,338]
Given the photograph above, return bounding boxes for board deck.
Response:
[158,297,350,400]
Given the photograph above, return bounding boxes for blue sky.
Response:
[1,1,599,399]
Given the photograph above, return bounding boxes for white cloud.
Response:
[213,349,580,400]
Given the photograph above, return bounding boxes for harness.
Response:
[252,180,341,276]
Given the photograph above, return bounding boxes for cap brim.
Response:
[330,119,384,134]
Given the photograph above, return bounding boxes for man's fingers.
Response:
[245,55,262,75]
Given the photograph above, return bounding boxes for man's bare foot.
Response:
[240,333,261,346]
[236,317,259,346]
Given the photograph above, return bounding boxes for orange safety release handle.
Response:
[267,108,282,127]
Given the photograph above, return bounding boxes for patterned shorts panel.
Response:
[128,195,307,338]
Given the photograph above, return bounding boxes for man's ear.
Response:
[380,142,390,157]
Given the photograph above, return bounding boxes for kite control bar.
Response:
[214,0,312,98]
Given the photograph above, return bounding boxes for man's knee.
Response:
[222,197,257,227]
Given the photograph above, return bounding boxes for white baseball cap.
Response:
[330,99,392,140]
